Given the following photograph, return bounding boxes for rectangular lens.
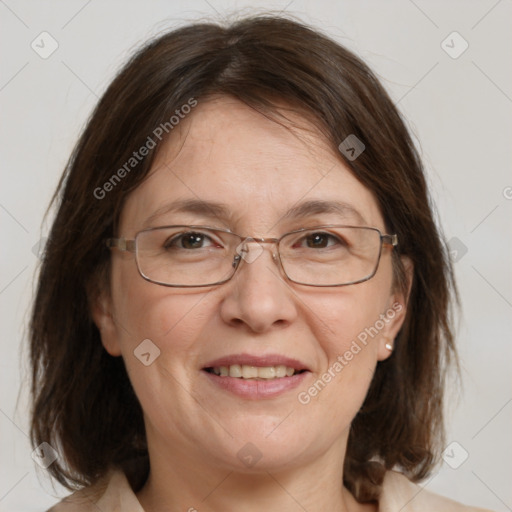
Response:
[280,226,380,285]
[135,227,236,286]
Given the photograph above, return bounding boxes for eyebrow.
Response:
[142,198,367,228]
[142,198,232,228]
[280,199,367,225]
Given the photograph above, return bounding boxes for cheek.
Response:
[297,264,393,417]
[320,248,392,307]
[308,279,392,358]
[110,266,216,415]
[112,259,209,342]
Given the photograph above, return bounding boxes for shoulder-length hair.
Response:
[30,15,457,502]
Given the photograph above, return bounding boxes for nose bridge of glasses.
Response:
[235,236,280,265]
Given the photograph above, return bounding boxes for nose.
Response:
[219,240,298,333]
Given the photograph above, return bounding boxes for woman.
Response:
[30,15,492,511]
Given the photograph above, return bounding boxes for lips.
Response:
[202,353,311,399]
[202,353,310,372]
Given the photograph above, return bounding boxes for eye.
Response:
[296,232,346,249]
[164,231,217,250]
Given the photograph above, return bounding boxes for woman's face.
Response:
[95,96,408,474]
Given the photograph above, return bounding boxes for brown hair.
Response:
[29,15,457,502]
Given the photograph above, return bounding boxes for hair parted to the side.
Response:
[29,14,457,502]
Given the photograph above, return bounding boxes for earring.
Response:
[385,342,393,351]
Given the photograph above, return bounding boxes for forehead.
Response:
[118,97,384,235]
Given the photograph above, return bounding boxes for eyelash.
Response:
[164,232,219,249]
[163,230,347,250]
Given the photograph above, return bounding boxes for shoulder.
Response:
[46,468,495,512]
[46,470,144,512]
[379,470,495,512]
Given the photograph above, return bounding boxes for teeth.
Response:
[229,364,242,378]
[211,364,300,379]
[275,365,287,378]
[258,366,276,379]
[242,365,258,379]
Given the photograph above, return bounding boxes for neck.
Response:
[136,431,376,512]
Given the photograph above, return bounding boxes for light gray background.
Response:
[1,1,511,510]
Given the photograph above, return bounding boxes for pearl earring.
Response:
[385,342,393,351]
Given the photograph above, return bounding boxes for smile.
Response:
[205,364,305,379]
[201,354,310,399]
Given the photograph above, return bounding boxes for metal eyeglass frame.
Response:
[106,224,398,288]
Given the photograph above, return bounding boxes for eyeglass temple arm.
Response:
[106,238,136,252]
[382,234,398,247]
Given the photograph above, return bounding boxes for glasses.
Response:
[106,225,398,288]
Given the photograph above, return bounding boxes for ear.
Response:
[89,287,123,357]
[377,256,414,361]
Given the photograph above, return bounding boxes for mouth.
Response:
[201,354,310,399]
[204,365,307,380]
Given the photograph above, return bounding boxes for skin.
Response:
[93,96,412,512]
